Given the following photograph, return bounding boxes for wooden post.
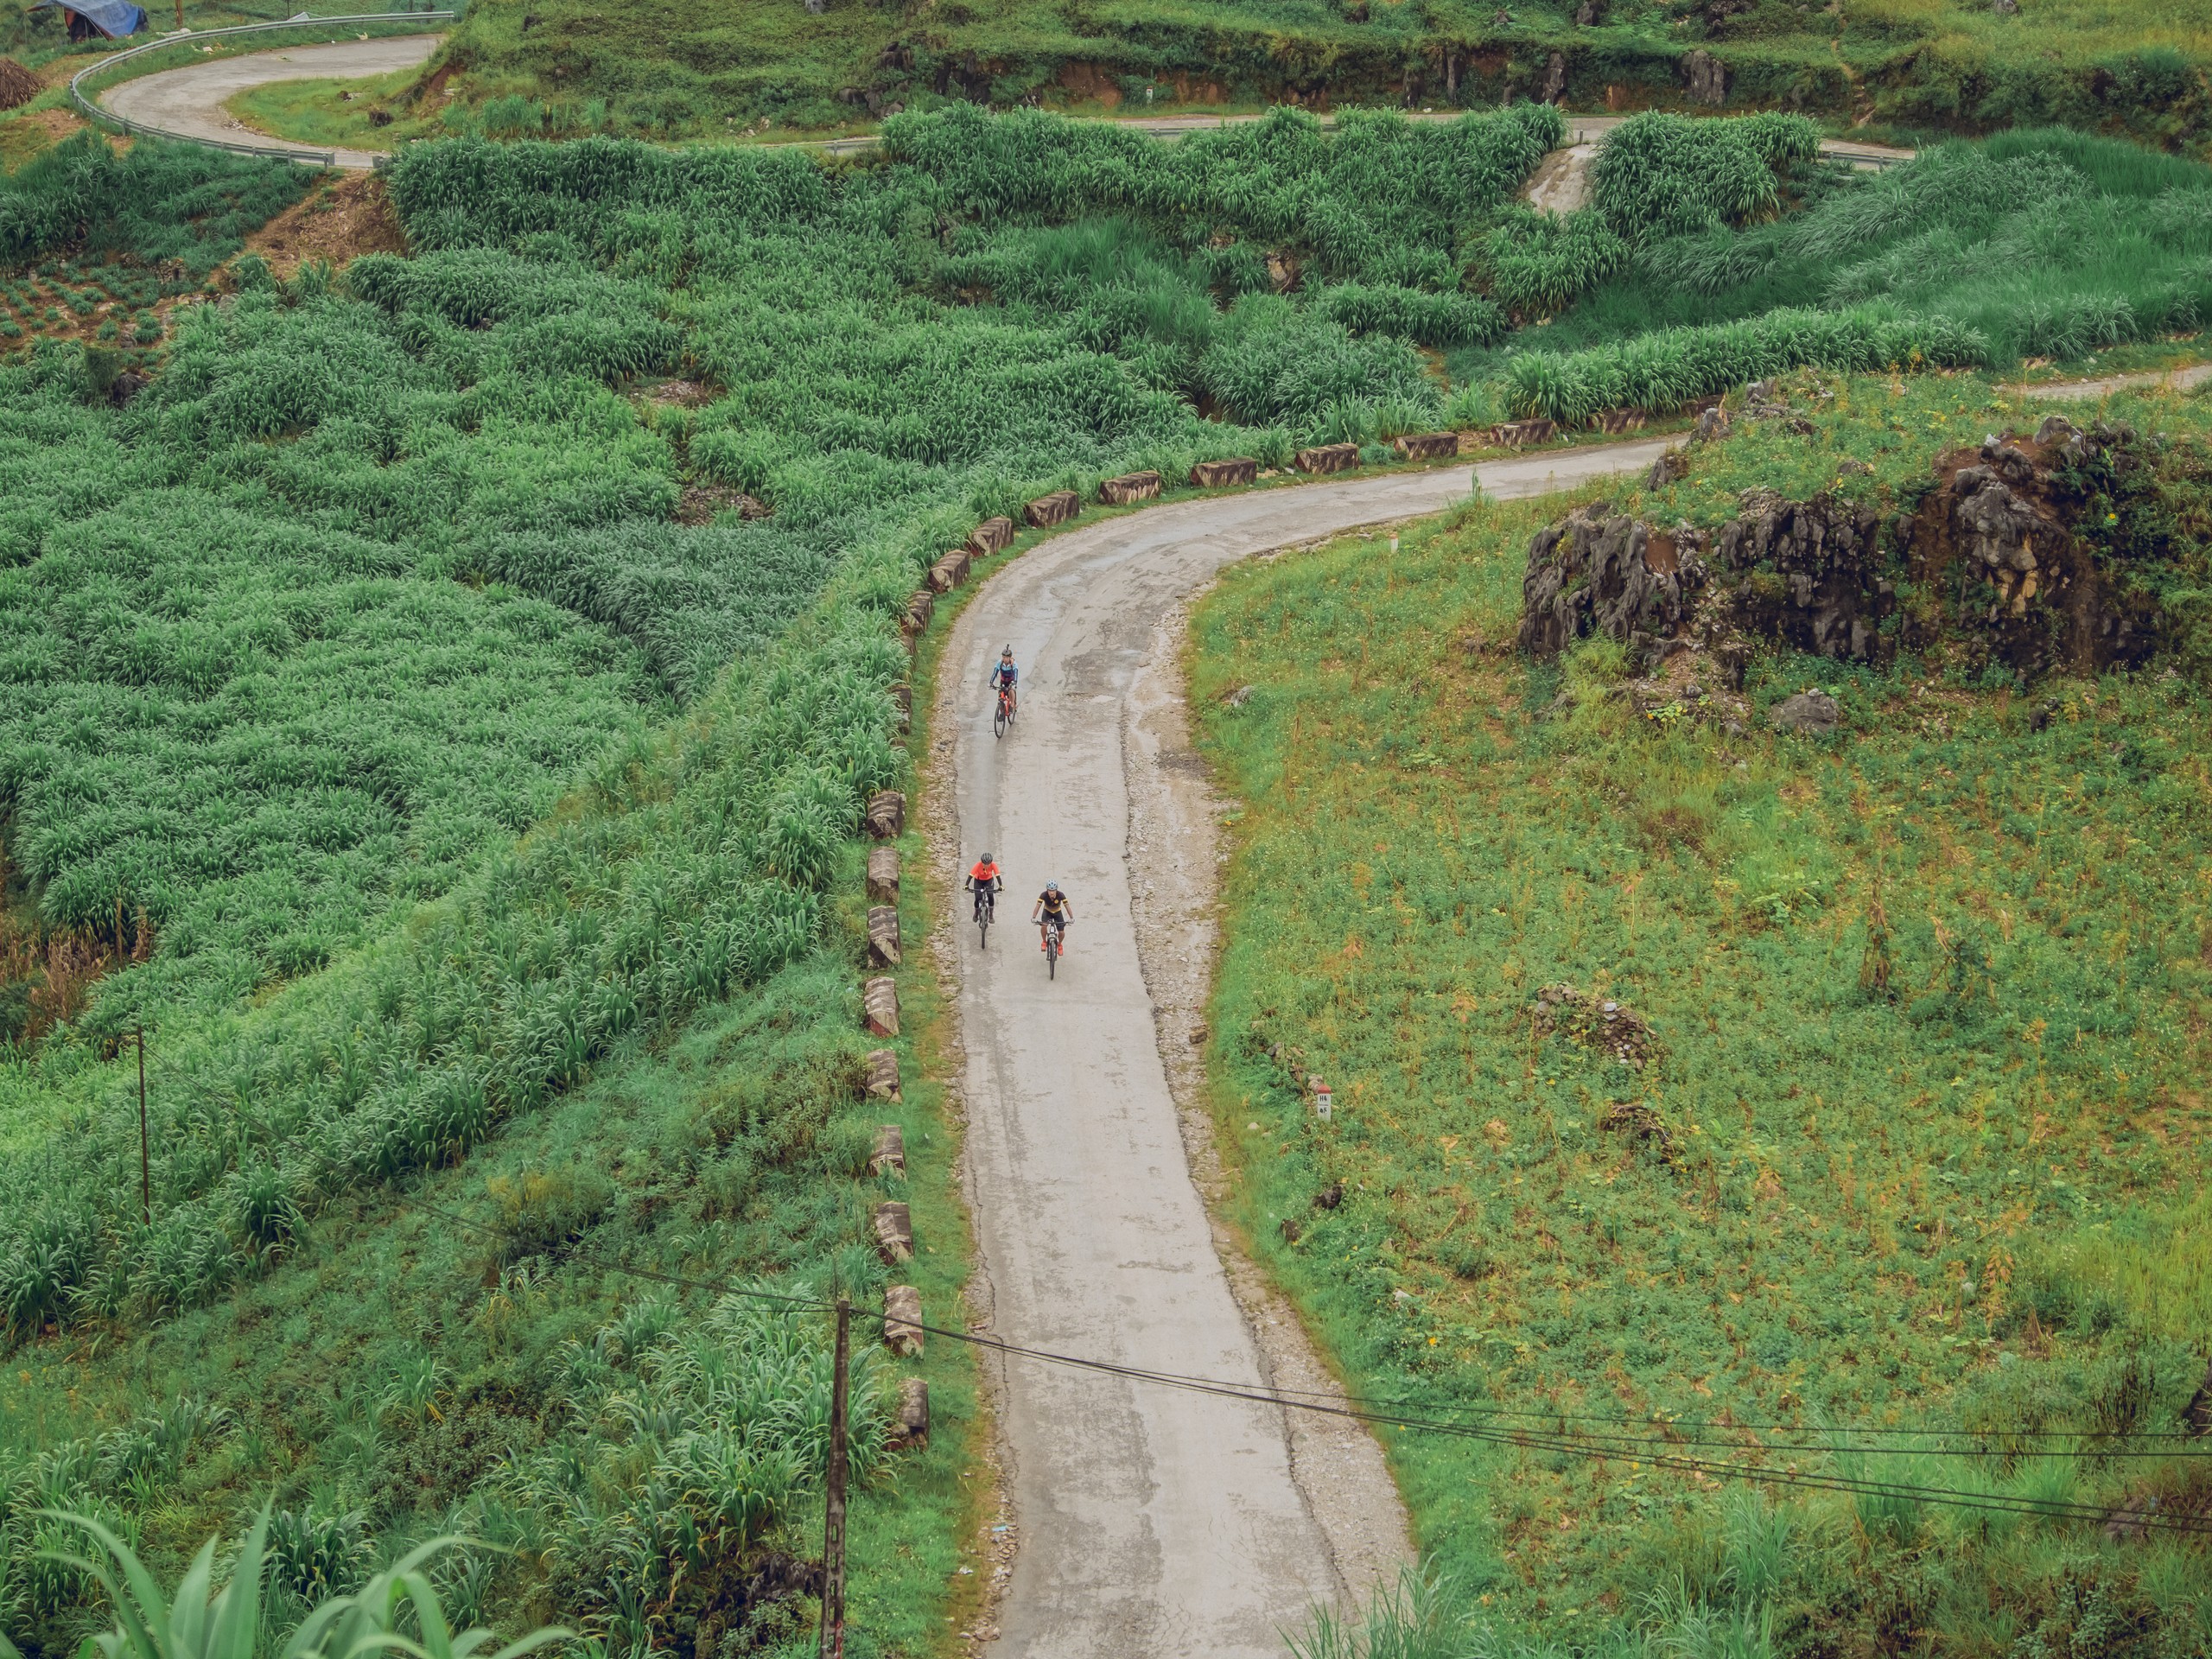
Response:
[820,1295,850,1659]
[136,1027,149,1225]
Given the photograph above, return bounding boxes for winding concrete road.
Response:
[937,439,1669,1658]
[102,34,439,168]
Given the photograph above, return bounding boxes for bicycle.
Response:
[973,884,995,949]
[1041,917,1063,979]
[994,683,1017,739]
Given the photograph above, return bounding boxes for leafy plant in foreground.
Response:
[0,1509,564,1659]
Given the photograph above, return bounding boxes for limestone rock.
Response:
[1534,982,1658,1066]
[1646,448,1688,491]
[1681,48,1727,105]
[1518,505,1709,663]
[1539,49,1567,104]
[1715,490,1892,664]
[1769,690,1840,734]
[1911,420,2158,677]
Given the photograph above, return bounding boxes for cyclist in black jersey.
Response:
[1033,881,1073,952]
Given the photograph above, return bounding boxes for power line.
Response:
[378,1191,2212,1536]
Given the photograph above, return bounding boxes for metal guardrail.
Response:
[68,10,454,166]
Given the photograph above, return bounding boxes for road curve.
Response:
[102,34,440,168]
[937,438,1670,1659]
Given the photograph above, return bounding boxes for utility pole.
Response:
[136,1026,150,1225]
[820,1295,850,1659]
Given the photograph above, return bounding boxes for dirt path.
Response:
[2010,363,2212,400]
[931,438,1669,1658]
[99,34,439,167]
[1521,118,1910,213]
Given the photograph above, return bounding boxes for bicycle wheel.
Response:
[994,701,1008,740]
[1046,926,1058,979]
[977,894,992,949]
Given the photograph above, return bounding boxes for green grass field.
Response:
[1192,371,2212,1654]
[225,66,442,148]
[7,71,2212,1659]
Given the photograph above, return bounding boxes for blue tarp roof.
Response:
[28,0,146,35]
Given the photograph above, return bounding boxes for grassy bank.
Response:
[1192,370,2212,1652]
[311,0,2212,149]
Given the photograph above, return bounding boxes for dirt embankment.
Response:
[244,172,406,276]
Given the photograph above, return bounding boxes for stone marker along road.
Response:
[938,438,1671,1658]
[102,34,440,168]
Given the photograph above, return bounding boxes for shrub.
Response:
[1481,207,1630,315]
[1590,111,1819,240]
[1312,283,1506,347]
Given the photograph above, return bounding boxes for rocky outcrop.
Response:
[1518,504,1709,664]
[1521,410,2171,696]
[1910,417,2159,678]
[1715,490,1894,666]
[1681,48,1728,105]
[1533,982,1657,1067]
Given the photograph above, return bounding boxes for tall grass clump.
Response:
[1592,129,2212,370]
[0,132,312,279]
[879,101,1564,287]
[1481,207,1630,318]
[1502,305,1986,423]
[1589,111,1820,241]
[1199,292,1443,432]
